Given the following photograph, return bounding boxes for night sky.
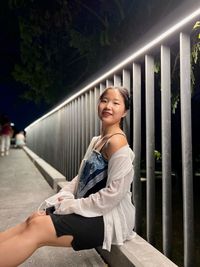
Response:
[0,2,54,131]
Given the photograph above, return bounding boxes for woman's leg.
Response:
[0,221,26,243]
[0,214,73,267]
[0,212,44,243]
[5,135,11,155]
[0,135,5,156]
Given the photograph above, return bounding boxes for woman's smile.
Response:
[102,110,112,117]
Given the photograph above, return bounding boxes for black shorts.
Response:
[49,212,104,251]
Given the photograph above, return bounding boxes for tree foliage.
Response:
[9,0,182,105]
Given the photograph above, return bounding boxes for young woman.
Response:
[0,86,135,267]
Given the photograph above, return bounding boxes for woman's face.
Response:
[98,89,127,126]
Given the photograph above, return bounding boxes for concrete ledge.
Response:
[57,181,68,191]
[23,146,178,267]
[23,146,66,191]
[97,237,178,267]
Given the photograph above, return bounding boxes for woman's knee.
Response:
[24,215,56,245]
[23,216,42,237]
[23,215,73,248]
[26,211,44,223]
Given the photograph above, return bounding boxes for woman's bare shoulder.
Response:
[105,134,128,160]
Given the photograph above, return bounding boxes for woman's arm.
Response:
[59,175,79,194]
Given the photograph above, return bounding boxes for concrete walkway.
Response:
[0,148,106,267]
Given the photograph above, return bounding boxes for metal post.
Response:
[94,87,100,136]
[100,83,105,95]
[132,63,142,234]
[64,106,68,177]
[180,32,194,267]
[81,94,85,159]
[77,97,81,166]
[99,83,105,131]
[161,45,172,257]
[114,74,121,86]
[85,92,90,147]
[106,79,113,87]
[145,54,155,244]
[74,99,78,174]
[89,90,94,140]
[69,102,72,179]
[123,69,131,143]
[71,101,75,177]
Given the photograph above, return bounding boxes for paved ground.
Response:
[0,148,106,267]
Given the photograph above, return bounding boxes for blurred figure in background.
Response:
[15,131,26,148]
[0,116,13,156]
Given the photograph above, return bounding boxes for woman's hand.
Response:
[54,199,75,214]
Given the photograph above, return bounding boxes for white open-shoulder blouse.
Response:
[54,136,136,251]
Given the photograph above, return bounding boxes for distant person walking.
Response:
[0,118,13,156]
[15,131,26,148]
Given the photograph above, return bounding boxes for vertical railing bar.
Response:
[66,105,69,177]
[73,100,77,177]
[57,110,61,171]
[40,121,44,157]
[89,90,94,141]
[46,116,50,163]
[180,32,194,267]
[161,45,172,257]
[84,93,87,154]
[92,89,96,137]
[54,113,59,168]
[64,106,68,177]
[99,83,105,131]
[76,98,80,173]
[58,111,61,170]
[52,113,55,167]
[60,109,64,173]
[66,105,69,178]
[100,83,105,95]
[145,54,155,244]
[74,99,78,174]
[94,87,100,136]
[62,108,65,174]
[45,119,47,160]
[69,102,72,179]
[106,79,113,87]
[70,101,74,177]
[132,63,142,234]
[68,104,71,178]
[51,114,55,166]
[114,74,121,86]
[77,97,81,167]
[81,94,85,159]
[52,114,56,165]
[60,109,63,173]
[85,92,90,148]
[122,69,131,143]
[47,118,51,161]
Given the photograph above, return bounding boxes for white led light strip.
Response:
[25,6,200,130]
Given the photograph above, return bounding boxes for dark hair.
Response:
[99,86,130,110]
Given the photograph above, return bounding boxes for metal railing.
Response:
[25,3,200,267]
